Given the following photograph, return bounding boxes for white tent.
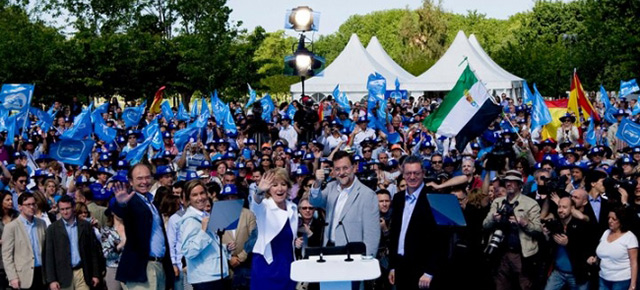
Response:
[404,30,523,97]
[290,34,403,103]
[468,34,523,84]
[365,36,415,81]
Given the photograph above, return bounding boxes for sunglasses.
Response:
[300,207,315,211]
[431,161,442,164]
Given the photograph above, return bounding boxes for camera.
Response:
[539,175,569,196]
[323,168,331,178]
[541,219,564,236]
[484,230,504,256]
[484,139,515,171]
[603,178,637,203]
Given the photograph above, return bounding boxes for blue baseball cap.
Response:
[295,165,311,176]
[221,184,238,195]
[155,165,174,178]
[185,171,199,181]
[197,160,212,170]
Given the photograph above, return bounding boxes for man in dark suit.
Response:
[388,155,450,290]
[583,169,611,235]
[110,163,174,289]
[44,195,101,290]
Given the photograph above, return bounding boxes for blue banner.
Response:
[123,103,145,128]
[0,84,33,110]
[245,84,257,109]
[190,98,199,119]
[174,126,198,151]
[617,118,640,147]
[61,106,92,140]
[161,100,174,121]
[211,91,226,124]
[620,79,639,98]
[585,118,597,146]
[91,102,109,121]
[3,115,16,146]
[177,102,190,121]
[200,97,210,118]
[260,94,275,122]
[49,139,95,166]
[286,103,297,120]
[0,107,9,132]
[125,138,152,165]
[530,83,552,132]
[30,107,54,132]
[522,81,533,105]
[222,103,237,134]
[385,90,408,102]
[93,114,116,144]
[367,73,386,113]
[600,85,617,124]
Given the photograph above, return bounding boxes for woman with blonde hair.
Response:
[250,168,302,290]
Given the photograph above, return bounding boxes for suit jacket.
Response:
[388,186,450,289]
[43,218,101,288]
[1,216,46,289]
[583,196,611,235]
[309,178,380,256]
[110,193,174,288]
[222,208,256,263]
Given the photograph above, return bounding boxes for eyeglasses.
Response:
[363,150,372,153]
[17,180,27,184]
[21,203,36,207]
[431,161,443,164]
[300,207,315,211]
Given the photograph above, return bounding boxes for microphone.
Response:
[337,221,353,262]
[317,222,329,263]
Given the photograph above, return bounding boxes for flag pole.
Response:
[20,84,35,140]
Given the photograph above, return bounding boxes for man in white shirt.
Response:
[278,116,298,150]
[350,117,376,153]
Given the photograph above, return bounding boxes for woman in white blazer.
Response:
[250,168,302,290]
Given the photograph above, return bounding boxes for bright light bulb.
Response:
[295,54,312,72]
[293,8,312,28]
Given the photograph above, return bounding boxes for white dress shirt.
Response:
[398,182,424,255]
[330,182,356,242]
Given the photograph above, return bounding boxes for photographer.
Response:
[483,170,542,290]
[542,196,595,290]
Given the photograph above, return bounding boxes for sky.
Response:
[227,0,540,36]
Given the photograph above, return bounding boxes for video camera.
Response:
[541,219,564,236]
[538,175,569,196]
[484,139,515,171]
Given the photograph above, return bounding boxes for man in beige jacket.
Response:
[2,193,46,289]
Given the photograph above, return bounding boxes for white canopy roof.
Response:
[290,34,405,101]
[404,30,523,93]
[468,34,523,83]
[365,36,415,81]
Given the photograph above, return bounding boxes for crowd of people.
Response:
[0,90,639,290]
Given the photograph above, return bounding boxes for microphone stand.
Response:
[216,229,226,284]
[338,221,353,262]
[317,222,327,263]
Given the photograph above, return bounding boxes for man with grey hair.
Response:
[388,155,450,289]
[427,157,481,191]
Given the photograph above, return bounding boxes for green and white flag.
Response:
[423,65,502,151]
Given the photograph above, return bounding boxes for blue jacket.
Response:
[178,206,229,284]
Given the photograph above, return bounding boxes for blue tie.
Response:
[406,193,416,204]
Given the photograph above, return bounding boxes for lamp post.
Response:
[284,6,324,100]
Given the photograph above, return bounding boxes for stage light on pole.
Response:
[288,6,314,32]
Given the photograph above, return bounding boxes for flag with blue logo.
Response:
[523,81,534,106]
[189,108,210,130]
[367,73,386,113]
[190,98,199,119]
[125,138,152,165]
[49,139,95,166]
[161,100,174,121]
[530,83,552,132]
[30,107,54,132]
[123,102,145,128]
[620,79,639,98]
[260,94,275,122]
[222,103,237,134]
[0,84,33,110]
[585,118,597,145]
[177,102,190,121]
[141,118,167,150]
[245,84,257,108]
[616,117,640,147]
[200,97,210,118]
[93,114,116,143]
[633,103,640,116]
[174,126,198,151]
[0,107,9,132]
[286,103,297,120]
[91,102,109,123]
[3,115,16,146]
[600,85,617,124]
[61,105,93,140]
[46,103,56,117]
[334,84,351,112]
[210,91,226,123]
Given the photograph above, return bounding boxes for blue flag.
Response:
[530,83,552,132]
[200,97,210,118]
[222,104,237,134]
[61,106,92,140]
[523,81,534,106]
[93,114,116,144]
[91,102,109,122]
[161,101,174,121]
[367,73,386,113]
[600,85,617,124]
[286,103,297,120]
[46,103,56,117]
[30,107,54,132]
[620,79,639,98]
[0,84,33,110]
[585,118,597,146]
[125,138,152,165]
[177,102,190,121]
[245,84,257,109]
[0,107,9,132]
[123,103,145,128]
[260,94,275,122]
[334,85,351,112]
[142,117,167,150]
[617,117,640,147]
[633,103,640,116]
[190,98,199,119]
[210,91,226,124]
[3,115,16,146]
[49,139,95,166]
[174,126,198,151]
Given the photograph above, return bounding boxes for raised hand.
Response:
[113,182,134,204]
[257,171,275,192]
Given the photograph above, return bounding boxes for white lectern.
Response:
[290,254,381,290]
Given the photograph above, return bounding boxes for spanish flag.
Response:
[568,71,599,125]
[149,86,167,114]
[541,99,568,140]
